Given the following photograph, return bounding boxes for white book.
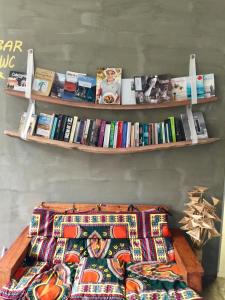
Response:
[126,122,131,147]
[121,78,136,105]
[203,73,215,98]
[113,122,118,148]
[82,119,90,144]
[134,122,139,147]
[166,123,170,143]
[130,125,135,147]
[74,121,81,143]
[154,123,158,144]
[162,122,165,144]
[69,116,78,143]
[103,123,111,148]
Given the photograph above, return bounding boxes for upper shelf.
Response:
[5,89,218,111]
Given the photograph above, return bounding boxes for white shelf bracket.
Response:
[187,53,198,144]
[20,49,35,140]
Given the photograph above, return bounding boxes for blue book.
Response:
[121,121,128,148]
[50,115,58,140]
[143,123,149,145]
[75,75,97,102]
[76,120,85,143]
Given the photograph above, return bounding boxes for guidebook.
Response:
[7,71,26,92]
[32,68,55,96]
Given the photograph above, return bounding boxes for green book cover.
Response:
[169,117,176,142]
[109,121,115,148]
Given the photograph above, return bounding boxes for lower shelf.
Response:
[4,130,220,154]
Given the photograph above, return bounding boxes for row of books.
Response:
[7,68,215,105]
[19,111,208,148]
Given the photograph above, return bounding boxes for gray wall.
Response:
[0,0,224,276]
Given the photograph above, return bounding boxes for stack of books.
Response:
[19,112,208,148]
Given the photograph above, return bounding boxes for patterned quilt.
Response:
[0,207,202,300]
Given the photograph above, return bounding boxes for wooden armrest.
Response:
[171,228,204,293]
[0,226,31,288]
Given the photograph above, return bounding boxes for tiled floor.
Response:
[202,277,225,300]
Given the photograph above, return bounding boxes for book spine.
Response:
[54,114,63,140]
[88,120,96,145]
[116,121,123,148]
[134,122,139,147]
[151,123,154,144]
[76,120,85,143]
[139,123,143,146]
[50,115,58,140]
[109,121,115,148]
[64,116,73,142]
[98,120,106,147]
[113,122,118,148]
[69,116,78,143]
[86,120,94,145]
[130,124,135,147]
[74,121,81,143]
[126,122,131,148]
[91,119,101,146]
[165,123,169,143]
[169,117,176,142]
[58,115,68,141]
[143,123,149,146]
[81,119,90,144]
[122,121,128,148]
[148,123,151,145]
[154,123,158,144]
[103,123,111,148]
[161,122,165,144]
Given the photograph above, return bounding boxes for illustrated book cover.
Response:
[7,71,27,92]
[32,68,55,97]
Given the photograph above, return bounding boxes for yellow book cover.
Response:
[32,68,55,96]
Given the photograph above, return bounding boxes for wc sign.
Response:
[0,40,23,79]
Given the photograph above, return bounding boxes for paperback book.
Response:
[121,78,136,105]
[32,68,55,97]
[75,75,96,102]
[7,71,26,92]
[50,72,66,98]
[63,71,86,100]
[35,113,54,138]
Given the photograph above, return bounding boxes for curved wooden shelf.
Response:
[5,89,218,111]
[4,130,220,154]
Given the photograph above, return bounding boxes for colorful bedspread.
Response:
[0,207,202,300]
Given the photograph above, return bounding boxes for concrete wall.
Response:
[0,0,224,275]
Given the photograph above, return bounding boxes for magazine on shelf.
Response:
[7,71,27,92]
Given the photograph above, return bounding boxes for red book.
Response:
[116,121,123,148]
[97,120,106,147]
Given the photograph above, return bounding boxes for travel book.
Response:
[75,75,96,102]
[96,67,122,104]
[32,68,55,96]
[7,71,27,92]
[63,71,86,100]
[50,72,66,98]
[35,113,54,138]
[134,74,172,104]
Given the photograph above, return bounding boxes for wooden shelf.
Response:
[5,89,218,111]
[4,130,220,154]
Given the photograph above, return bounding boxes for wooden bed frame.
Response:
[0,203,204,293]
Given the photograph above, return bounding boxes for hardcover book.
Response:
[7,71,26,92]
[121,79,136,105]
[50,73,66,98]
[96,68,122,104]
[75,75,96,102]
[35,113,54,138]
[32,68,55,96]
[134,74,172,104]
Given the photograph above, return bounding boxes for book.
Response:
[75,75,96,102]
[134,74,172,104]
[161,122,165,144]
[90,119,101,146]
[164,119,172,143]
[50,115,58,140]
[32,68,55,96]
[143,123,149,146]
[134,122,139,147]
[126,122,131,147]
[203,74,215,98]
[86,120,94,145]
[7,71,26,92]
[96,68,122,104]
[18,112,37,136]
[148,124,151,145]
[54,114,63,140]
[113,122,118,148]
[122,121,128,148]
[35,113,54,138]
[168,117,176,142]
[130,124,135,147]
[76,120,85,143]
[187,75,204,99]
[51,72,66,98]
[154,123,158,144]
[139,123,143,146]
[63,71,86,100]
[64,116,73,142]
[171,77,187,100]
[174,117,185,142]
[98,120,106,147]
[109,121,116,148]
[180,114,191,141]
[121,78,136,105]
[193,112,208,139]
[74,121,81,143]
[116,121,123,147]
[58,115,68,141]
[69,116,78,143]
[103,123,111,148]
[82,119,90,144]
